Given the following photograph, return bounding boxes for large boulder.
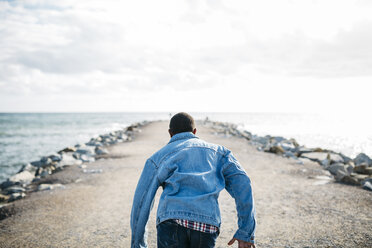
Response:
[335,171,360,185]
[327,163,353,176]
[9,171,34,185]
[37,183,65,191]
[95,147,109,155]
[4,185,26,195]
[353,163,372,175]
[57,147,77,154]
[0,193,9,203]
[301,152,343,164]
[17,163,37,174]
[362,181,372,191]
[57,153,82,167]
[75,146,95,156]
[8,192,26,202]
[353,153,372,166]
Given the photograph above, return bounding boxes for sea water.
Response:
[1,112,371,183]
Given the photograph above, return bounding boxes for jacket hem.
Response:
[157,211,221,227]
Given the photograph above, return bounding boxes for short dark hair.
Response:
[169,112,195,135]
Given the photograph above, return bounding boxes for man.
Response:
[131,112,256,248]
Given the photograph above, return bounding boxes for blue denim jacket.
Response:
[130,132,256,248]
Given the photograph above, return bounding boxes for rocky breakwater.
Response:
[0,122,146,207]
[202,120,372,191]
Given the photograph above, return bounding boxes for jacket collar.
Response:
[168,132,198,144]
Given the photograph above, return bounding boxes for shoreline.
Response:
[0,121,148,209]
[0,120,371,247]
[1,119,371,208]
[202,119,372,191]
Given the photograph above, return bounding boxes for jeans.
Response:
[157,220,219,248]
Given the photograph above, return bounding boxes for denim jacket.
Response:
[130,132,256,248]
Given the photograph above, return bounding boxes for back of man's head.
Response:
[169,112,195,135]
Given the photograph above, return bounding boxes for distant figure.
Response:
[131,112,256,248]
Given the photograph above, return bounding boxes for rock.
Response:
[0,180,15,189]
[327,163,353,176]
[301,152,343,164]
[40,170,51,178]
[9,171,34,185]
[48,153,62,162]
[40,157,52,166]
[83,169,103,174]
[339,174,360,185]
[354,163,369,174]
[37,183,65,191]
[0,193,10,203]
[8,192,26,202]
[267,145,285,155]
[284,151,296,158]
[17,163,37,174]
[75,146,95,156]
[365,167,372,175]
[352,174,370,182]
[362,181,372,191]
[95,147,109,155]
[80,154,95,163]
[353,153,372,166]
[30,160,42,167]
[57,153,82,167]
[339,153,352,164]
[57,146,77,154]
[278,141,297,152]
[4,185,26,194]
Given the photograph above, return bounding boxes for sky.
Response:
[0,0,371,113]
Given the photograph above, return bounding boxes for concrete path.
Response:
[0,121,371,247]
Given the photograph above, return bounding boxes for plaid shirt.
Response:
[175,219,219,233]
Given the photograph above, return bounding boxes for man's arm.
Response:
[130,159,160,248]
[222,150,256,246]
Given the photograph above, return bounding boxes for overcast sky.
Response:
[0,0,371,113]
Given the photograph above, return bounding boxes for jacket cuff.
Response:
[234,229,255,244]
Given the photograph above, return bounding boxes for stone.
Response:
[37,183,65,191]
[48,154,61,162]
[40,157,52,166]
[57,146,77,154]
[9,171,34,185]
[95,147,109,155]
[327,163,352,176]
[17,163,37,174]
[83,169,103,174]
[0,194,10,203]
[30,160,42,167]
[76,146,95,156]
[57,153,83,167]
[353,153,372,166]
[362,181,372,191]
[335,171,360,185]
[353,163,372,175]
[40,170,51,178]
[8,192,26,202]
[4,185,26,194]
[80,154,95,163]
[268,145,285,155]
[284,151,296,158]
[0,180,15,189]
[301,152,343,163]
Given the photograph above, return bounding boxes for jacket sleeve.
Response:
[130,159,160,248]
[222,150,256,243]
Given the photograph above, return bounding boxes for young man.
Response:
[131,112,256,248]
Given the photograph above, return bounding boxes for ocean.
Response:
[1,112,371,183]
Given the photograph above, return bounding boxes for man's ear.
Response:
[168,129,173,137]
[192,128,197,135]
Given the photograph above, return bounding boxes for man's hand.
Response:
[228,237,256,248]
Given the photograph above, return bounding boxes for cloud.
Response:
[0,0,372,112]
